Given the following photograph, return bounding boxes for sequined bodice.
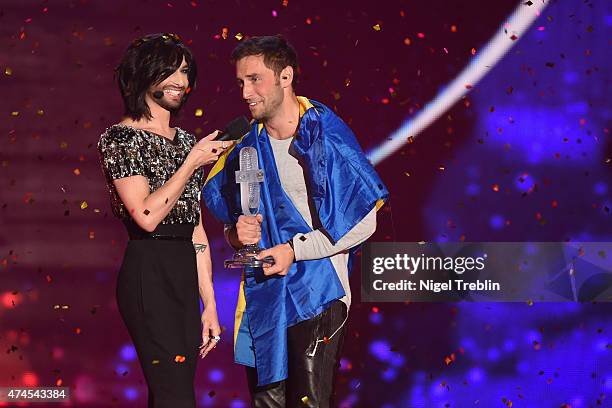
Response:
[97,124,203,225]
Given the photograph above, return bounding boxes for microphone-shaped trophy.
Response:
[224,147,275,268]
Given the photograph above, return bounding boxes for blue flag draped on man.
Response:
[203,97,388,383]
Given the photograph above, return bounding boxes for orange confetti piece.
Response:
[174,355,186,363]
[4,67,12,76]
[73,168,81,176]
[75,327,82,334]
[471,47,476,55]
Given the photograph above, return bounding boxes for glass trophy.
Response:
[225,147,275,268]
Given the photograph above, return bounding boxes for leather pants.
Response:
[246,300,348,408]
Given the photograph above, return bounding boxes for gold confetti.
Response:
[80,201,88,210]
[10,111,19,117]
[152,359,160,365]
[235,33,243,41]
[36,109,44,116]
[373,24,381,31]
[301,396,310,404]
[4,67,13,76]
[194,108,203,117]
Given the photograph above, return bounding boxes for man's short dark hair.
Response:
[115,33,197,120]
[231,35,299,87]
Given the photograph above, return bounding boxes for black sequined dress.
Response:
[98,124,203,407]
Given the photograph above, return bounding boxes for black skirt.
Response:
[116,223,200,408]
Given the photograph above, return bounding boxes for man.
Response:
[203,35,388,407]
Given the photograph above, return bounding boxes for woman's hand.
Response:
[186,131,234,169]
[199,304,221,359]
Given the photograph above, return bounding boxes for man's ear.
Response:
[280,66,293,88]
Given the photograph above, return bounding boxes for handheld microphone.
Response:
[216,116,251,141]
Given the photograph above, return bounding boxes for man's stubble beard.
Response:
[257,85,284,122]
